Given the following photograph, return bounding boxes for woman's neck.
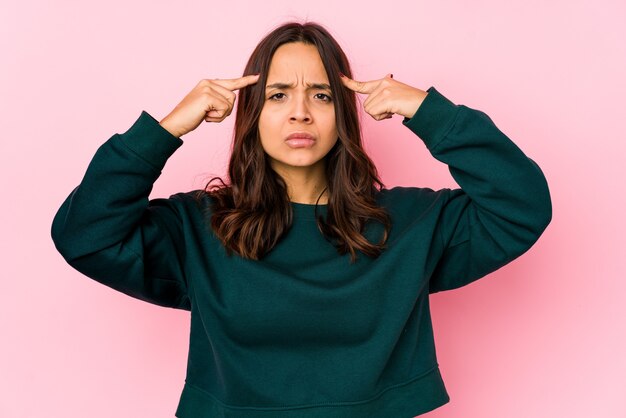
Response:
[272,161,329,205]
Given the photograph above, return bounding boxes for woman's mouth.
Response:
[285,133,316,148]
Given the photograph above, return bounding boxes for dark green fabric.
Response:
[51,86,551,417]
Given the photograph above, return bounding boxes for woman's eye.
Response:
[267,92,332,102]
[315,93,332,102]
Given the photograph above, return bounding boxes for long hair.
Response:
[194,21,391,263]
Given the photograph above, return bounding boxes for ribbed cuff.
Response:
[402,86,459,151]
[120,111,184,170]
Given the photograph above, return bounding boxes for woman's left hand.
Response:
[340,73,428,121]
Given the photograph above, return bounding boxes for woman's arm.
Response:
[51,112,191,309]
[404,87,552,292]
[342,75,552,292]
[51,75,259,309]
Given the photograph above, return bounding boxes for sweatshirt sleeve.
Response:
[51,111,191,310]
[402,87,552,293]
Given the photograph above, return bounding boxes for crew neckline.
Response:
[290,201,328,220]
[290,201,328,206]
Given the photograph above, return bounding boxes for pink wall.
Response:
[2,0,624,417]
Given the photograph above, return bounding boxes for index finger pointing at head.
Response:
[340,75,377,94]
[214,74,260,91]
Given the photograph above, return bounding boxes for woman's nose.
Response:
[289,94,312,122]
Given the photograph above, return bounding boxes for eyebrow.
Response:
[266,82,332,91]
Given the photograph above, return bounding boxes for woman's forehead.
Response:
[267,43,329,84]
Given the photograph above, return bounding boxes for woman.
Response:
[51,21,552,417]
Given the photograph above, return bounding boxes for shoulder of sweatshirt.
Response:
[152,189,210,208]
[376,186,451,223]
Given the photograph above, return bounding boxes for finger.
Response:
[207,82,237,106]
[205,111,227,123]
[201,84,232,108]
[365,95,395,120]
[205,107,232,122]
[372,112,393,121]
[339,74,379,94]
[206,107,229,121]
[362,77,393,114]
[205,105,226,122]
[204,96,231,120]
[214,74,260,91]
[362,80,387,110]
[205,117,223,123]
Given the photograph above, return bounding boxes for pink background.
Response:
[2,0,625,417]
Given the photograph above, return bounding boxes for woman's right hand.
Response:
[159,74,260,138]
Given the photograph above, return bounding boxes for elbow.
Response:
[51,227,75,265]
[50,211,69,259]
[524,182,552,247]
[517,158,552,242]
[529,159,553,236]
[535,177,553,235]
[539,198,552,234]
[50,205,81,263]
[50,193,75,260]
[507,182,553,258]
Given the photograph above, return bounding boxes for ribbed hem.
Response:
[402,86,460,151]
[119,110,183,170]
[175,366,450,418]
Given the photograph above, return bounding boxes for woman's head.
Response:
[232,22,362,199]
[201,21,390,262]
[258,41,338,181]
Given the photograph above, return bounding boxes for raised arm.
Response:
[403,87,552,292]
[51,112,191,309]
[341,74,552,292]
[51,74,260,309]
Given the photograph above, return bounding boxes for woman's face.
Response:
[258,42,338,176]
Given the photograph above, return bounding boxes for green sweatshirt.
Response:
[51,87,552,417]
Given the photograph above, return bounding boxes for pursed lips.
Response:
[285,132,316,148]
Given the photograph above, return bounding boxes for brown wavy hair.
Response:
[194,21,391,263]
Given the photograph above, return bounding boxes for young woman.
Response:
[51,21,552,418]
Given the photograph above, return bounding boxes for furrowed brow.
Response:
[309,83,332,91]
[266,82,332,91]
